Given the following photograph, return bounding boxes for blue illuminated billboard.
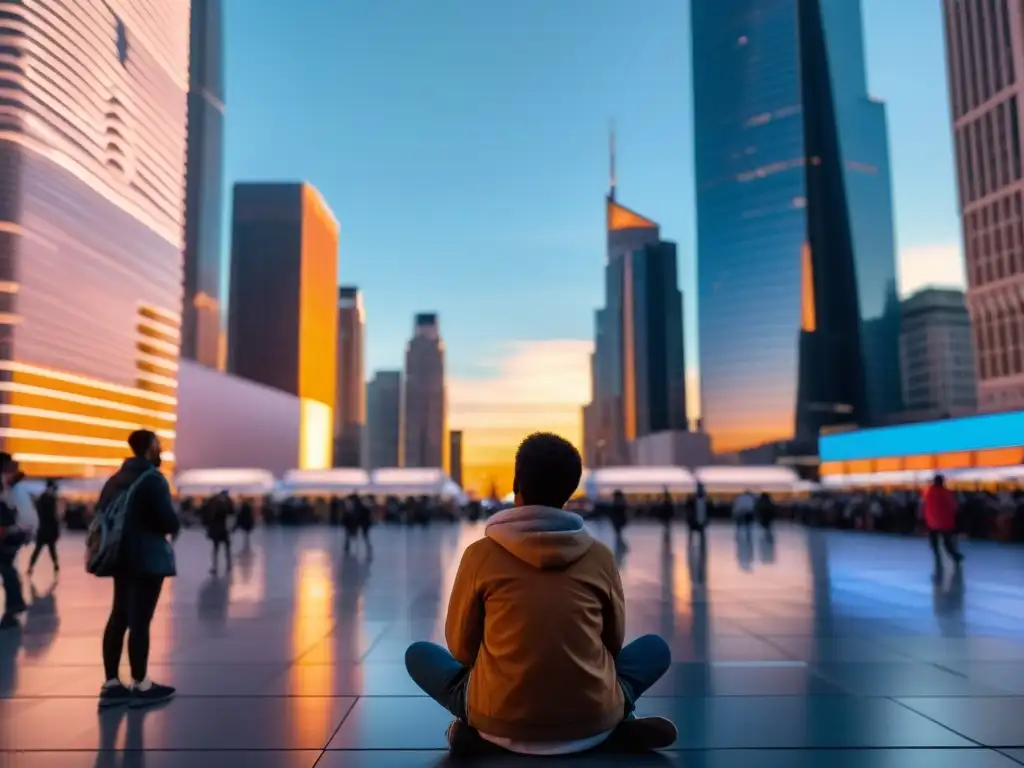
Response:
[819,410,1024,462]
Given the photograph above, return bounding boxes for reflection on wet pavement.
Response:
[1,522,1024,766]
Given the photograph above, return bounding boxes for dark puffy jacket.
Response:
[97,457,180,577]
[35,490,60,544]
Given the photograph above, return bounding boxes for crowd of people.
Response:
[0,431,1020,756]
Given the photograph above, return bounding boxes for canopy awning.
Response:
[585,466,695,498]
[174,468,277,497]
[694,465,803,493]
[281,468,371,496]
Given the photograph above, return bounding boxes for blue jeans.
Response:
[0,550,25,618]
[405,634,672,722]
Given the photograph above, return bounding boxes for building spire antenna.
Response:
[609,119,617,201]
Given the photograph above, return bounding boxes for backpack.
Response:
[0,489,28,555]
[85,469,155,577]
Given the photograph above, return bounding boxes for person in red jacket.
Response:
[922,474,964,574]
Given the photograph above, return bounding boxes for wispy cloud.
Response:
[449,339,592,495]
[899,242,966,297]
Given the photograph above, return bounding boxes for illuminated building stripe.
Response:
[139,304,183,324]
[136,352,179,372]
[0,428,154,448]
[0,362,177,406]
[12,452,176,468]
[136,335,180,357]
[0,382,176,422]
[0,405,176,438]
[135,370,178,389]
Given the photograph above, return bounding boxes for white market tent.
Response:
[946,465,1024,484]
[585,466,695,499]
[821,470,933,489]
[281,468,371,497]
[370,468,466,502]
[174,468,277,497]
[694,465,803,494]
[19,475,114,500]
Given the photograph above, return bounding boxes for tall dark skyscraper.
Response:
[182,0,225,368]
[334,286,365,468]
[694,0,903,454]
[404,313,446,469]
[584,136,687,467]
[228,182,339,469]
[367,370,402,468]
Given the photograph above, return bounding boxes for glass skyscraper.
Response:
[584,160,687,468]
[182,0,226,368]
[694,0,903,454]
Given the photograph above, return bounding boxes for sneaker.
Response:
[129,680,175,708]
[98,682,133,709]
[445,720,496,755]
[606,716,678,752]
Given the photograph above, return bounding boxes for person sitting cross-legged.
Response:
[405,431,677,756]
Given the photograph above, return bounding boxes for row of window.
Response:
[946,0,1017,120]
[955,95,1022,206]
[964,189,1024,288]
[973,297,1024,380]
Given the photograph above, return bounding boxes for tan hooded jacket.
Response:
[445,505,626,742]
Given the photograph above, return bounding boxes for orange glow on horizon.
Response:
[449,340,591,497]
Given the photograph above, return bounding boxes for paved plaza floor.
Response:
[0,522,1023,766]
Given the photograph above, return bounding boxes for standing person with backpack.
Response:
[91,430,179,708]
[0,453,37,629]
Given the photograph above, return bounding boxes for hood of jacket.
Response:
[97,457,156,510]
[485,505,594,570]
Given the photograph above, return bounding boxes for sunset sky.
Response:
[221,0,966,482]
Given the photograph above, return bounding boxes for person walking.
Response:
[236,498,255,548]
[95,430,179,708]
[756,492,776,542]
[0,453,36,629]
[922,474,964,576]
[687,483,708,549]
[203,491,234,575]
[657,489,675,541]
[609,490,628,552]
[28,480,60,577]
[732,490,756,533]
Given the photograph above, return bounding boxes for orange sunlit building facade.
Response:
[0,1,191,477]
[228,182,339,470]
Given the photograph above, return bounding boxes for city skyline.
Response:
[222,0,964,394]
[211,0,967,487]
